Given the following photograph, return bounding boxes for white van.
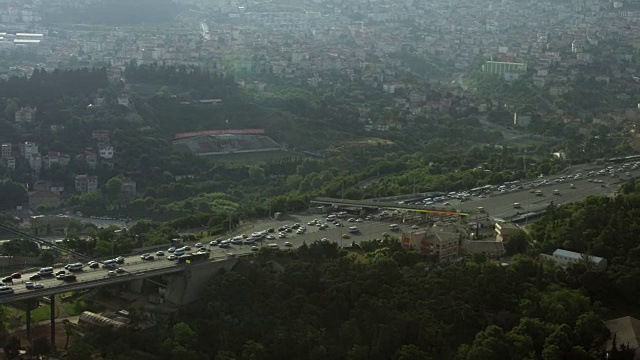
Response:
[268,244,280,250]
[389,224,400,231]
[67,263,84,272]
[102,259,117,269]
[326,214,337,221]
[348,226,359,234]
[513,203,521,209]
[38,267,54,276]
[174,248,186,256]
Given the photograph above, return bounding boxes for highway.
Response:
[1,161,637,302]
[0,215,409,302]
[446,164,639,220]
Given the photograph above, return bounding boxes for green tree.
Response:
[66,341,94,360]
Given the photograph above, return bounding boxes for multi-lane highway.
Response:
[446,164,638,219]
[2,161,638,301]
[0,215,412,301]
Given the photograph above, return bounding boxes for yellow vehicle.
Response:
[341,234,350,239]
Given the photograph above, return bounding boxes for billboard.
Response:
[174,128,266,140]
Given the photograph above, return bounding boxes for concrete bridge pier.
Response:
[25,300,31,338]
[50,295,55,345]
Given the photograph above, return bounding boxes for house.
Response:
[495,222,521,242]
[98,146,114,159]
[400,226,460,262]
[461,239,506,258]
[75,175,99,193]
[1,143,11,158]
[14,106,36,123]
[604,316,640,359]
[120,180,137,198]
[28,154,42,173]
[19,142,38,158]
[4,157,15,169]
[544,249,608,271]
[92,130,110,143]
[28,190,61,210]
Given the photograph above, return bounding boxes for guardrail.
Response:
[0,265,185,305]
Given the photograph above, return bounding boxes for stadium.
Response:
[172,129,283,156]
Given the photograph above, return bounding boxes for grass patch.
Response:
[63,299,92,316]
[13,303,58,324]
[209,150,296,164]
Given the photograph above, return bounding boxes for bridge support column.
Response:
[25,300,31,339]
[50,295,55,345]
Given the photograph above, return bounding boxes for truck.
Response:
[176,252,209,264]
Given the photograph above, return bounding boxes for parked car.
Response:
[143,255,155,261]
[116,256,125,264]
[29,274,42,281]
[10,273,21,279]
[116,268,126,274]
[108,271,117,277]
[284,242,293,247]
[156,251,165,256]
[1,277,12,284]
[140,253,151,260]
[168,247,176,253]
[167,254,178,261]
[64,275,77,282]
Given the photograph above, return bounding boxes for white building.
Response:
[545,249,607,271]
[98,146,114,159]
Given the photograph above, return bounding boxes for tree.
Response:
[30,337,51,357]
[104,176,124,202]
[392,345,431,360]
[66,341,94,360]
[241,340,266,360]
[4,99,17,121]
[40,251,55,266]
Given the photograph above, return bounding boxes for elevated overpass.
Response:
[311,197,470,216]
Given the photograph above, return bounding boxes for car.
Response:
[209,241,218,246]
[411,225,420,229]
[25,282,35,289]
[156,251,165,256]
[116,256,125,264]
[141,253,151,260]
[168,247,176,253]
[56,273,67,280]
[64,274,77,282]
[108,271,117,277]
[296,229,304,235]
[320,238,329,242]
[89,262,100,269]
[243,238,255,245]
[250,246,259,252]
[10,273,21,279]
[266,235,275,240]
[116,268,126,274]
[278,233,287,239]
[197,248,209,254]
[347,218,355,222]
[33,283,44,289]
[341,234,350,239]
[183,246,191,251]
[195,243,203,248]
[284,242,293,247]
[267,228,275,233]
[1,276,12,284]
[143,255,155,261]
[355,218,363,223]
[167,254,178,260]
[55,270,66,277]
[29,274,42,281]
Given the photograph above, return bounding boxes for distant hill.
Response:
[50,0,182,25]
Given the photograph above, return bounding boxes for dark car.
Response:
[29,274,42,281]
[63,275,77,282]
[267,228,275,233]
[10,273,21,279]
[55,270,66,277]
[1,277,12,284]
[89,262,100,269]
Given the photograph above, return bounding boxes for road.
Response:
[0,214,411,299]
[445,164,638,220]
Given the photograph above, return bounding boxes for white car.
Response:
[251,246,259,252]
[108,271,117,277]
[156,251,165,256]
[284,242,293,247]
[266,235,275,240]
[33,283,44,289]
[195,243,203,248]
[167,254,178,260]
[168,247,176,253]
[411,225,420,229]
[278,233,287,238]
